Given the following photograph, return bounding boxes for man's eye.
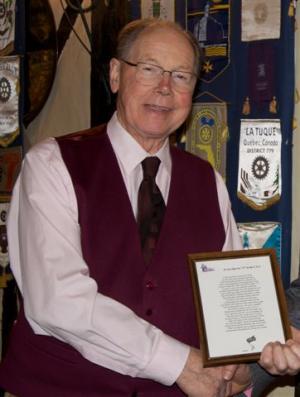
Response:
[141,64,156,73]
[174,72,189,82]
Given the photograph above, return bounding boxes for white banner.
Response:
[237,222,281,270]
[241,0,281,42]
[0,0,16,55]
[0,55,19,146]
[237,119,281,210]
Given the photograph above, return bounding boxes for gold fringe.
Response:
[221,126,229,142]
[288,1,295,17]
[242,97,251,115]
[293,117,298,130]
[269,96,278,114]
[295,88,300,104]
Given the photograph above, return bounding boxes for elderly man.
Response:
[0,18,299,397]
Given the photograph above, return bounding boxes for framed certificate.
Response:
[188,248,291,366]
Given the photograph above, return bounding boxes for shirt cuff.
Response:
[138,333,190,386]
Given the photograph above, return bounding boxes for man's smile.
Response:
[144,104,172,112]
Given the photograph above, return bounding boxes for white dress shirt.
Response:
[7,112,242,386]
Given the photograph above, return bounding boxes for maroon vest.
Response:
[0,125,225,397]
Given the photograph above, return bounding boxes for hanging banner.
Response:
[0,145,22,198]
[237,119,281,210]
[188,0,230,83]
[141,0,175,20]
[237,222,282,270]
[0,0,16,56]
[0,55,20,147]
[241,0,281,42]
[185,101,228,178]
[249,42,275,106]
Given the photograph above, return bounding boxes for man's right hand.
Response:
[176,348,251,397]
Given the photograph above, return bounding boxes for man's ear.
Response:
[109,58,120,93]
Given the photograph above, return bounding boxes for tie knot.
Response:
[142,157,161,179]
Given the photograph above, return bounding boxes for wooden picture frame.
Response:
[188,248,291,366]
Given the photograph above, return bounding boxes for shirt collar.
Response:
[107,111,172,176]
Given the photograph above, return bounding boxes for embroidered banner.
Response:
[185,101,228,178]
[188,0,230,83]
[249,42,275,106]
[0,55,20,147]
[0,146,22,198]
[241,0,281,42]
[141,0,175,20]
[237,119,281,210]
[238,222,282,270]
[0,0,16,56]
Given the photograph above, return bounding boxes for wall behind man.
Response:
[24,0,91,149]
[16,2,300,397]
[292,4,300,283]
[25,1,300,282]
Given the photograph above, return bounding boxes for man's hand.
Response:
[176,348,251,397]
[176,348,227,397]
[227,363,252,395]
[259,327,300,376]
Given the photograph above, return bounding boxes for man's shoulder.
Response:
[56,124,107,143]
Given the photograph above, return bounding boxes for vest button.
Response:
[146,309,153,316]
[146,280,155,290]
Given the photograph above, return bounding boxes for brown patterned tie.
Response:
[137,157,166,264]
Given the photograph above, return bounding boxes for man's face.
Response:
[110,27,196,151]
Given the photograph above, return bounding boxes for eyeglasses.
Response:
[120,59,197,93]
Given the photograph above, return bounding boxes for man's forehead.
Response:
[129,27,194,62]
[137,26,187,43]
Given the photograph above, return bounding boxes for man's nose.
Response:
[156,71,172,94]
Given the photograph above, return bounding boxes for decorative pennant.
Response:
[188,0,230,83]
[249,42,275,107]
[185,100,228,178]
[0,0,16,56]
[237,222,282,271]
[0,201,12,288]
[237,119,281,210]
[241,0,281,42]
[141,0,175,20]
[0,146,22,198]
[0,55,20,147]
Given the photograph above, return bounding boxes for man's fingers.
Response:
[260,341,300,375]
[222,364,238,380]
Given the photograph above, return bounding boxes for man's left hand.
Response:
[259,328,300,376]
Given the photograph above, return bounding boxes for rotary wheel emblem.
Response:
[0,77,11,103]
[199,126,212,144]
[252,156,269,179]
